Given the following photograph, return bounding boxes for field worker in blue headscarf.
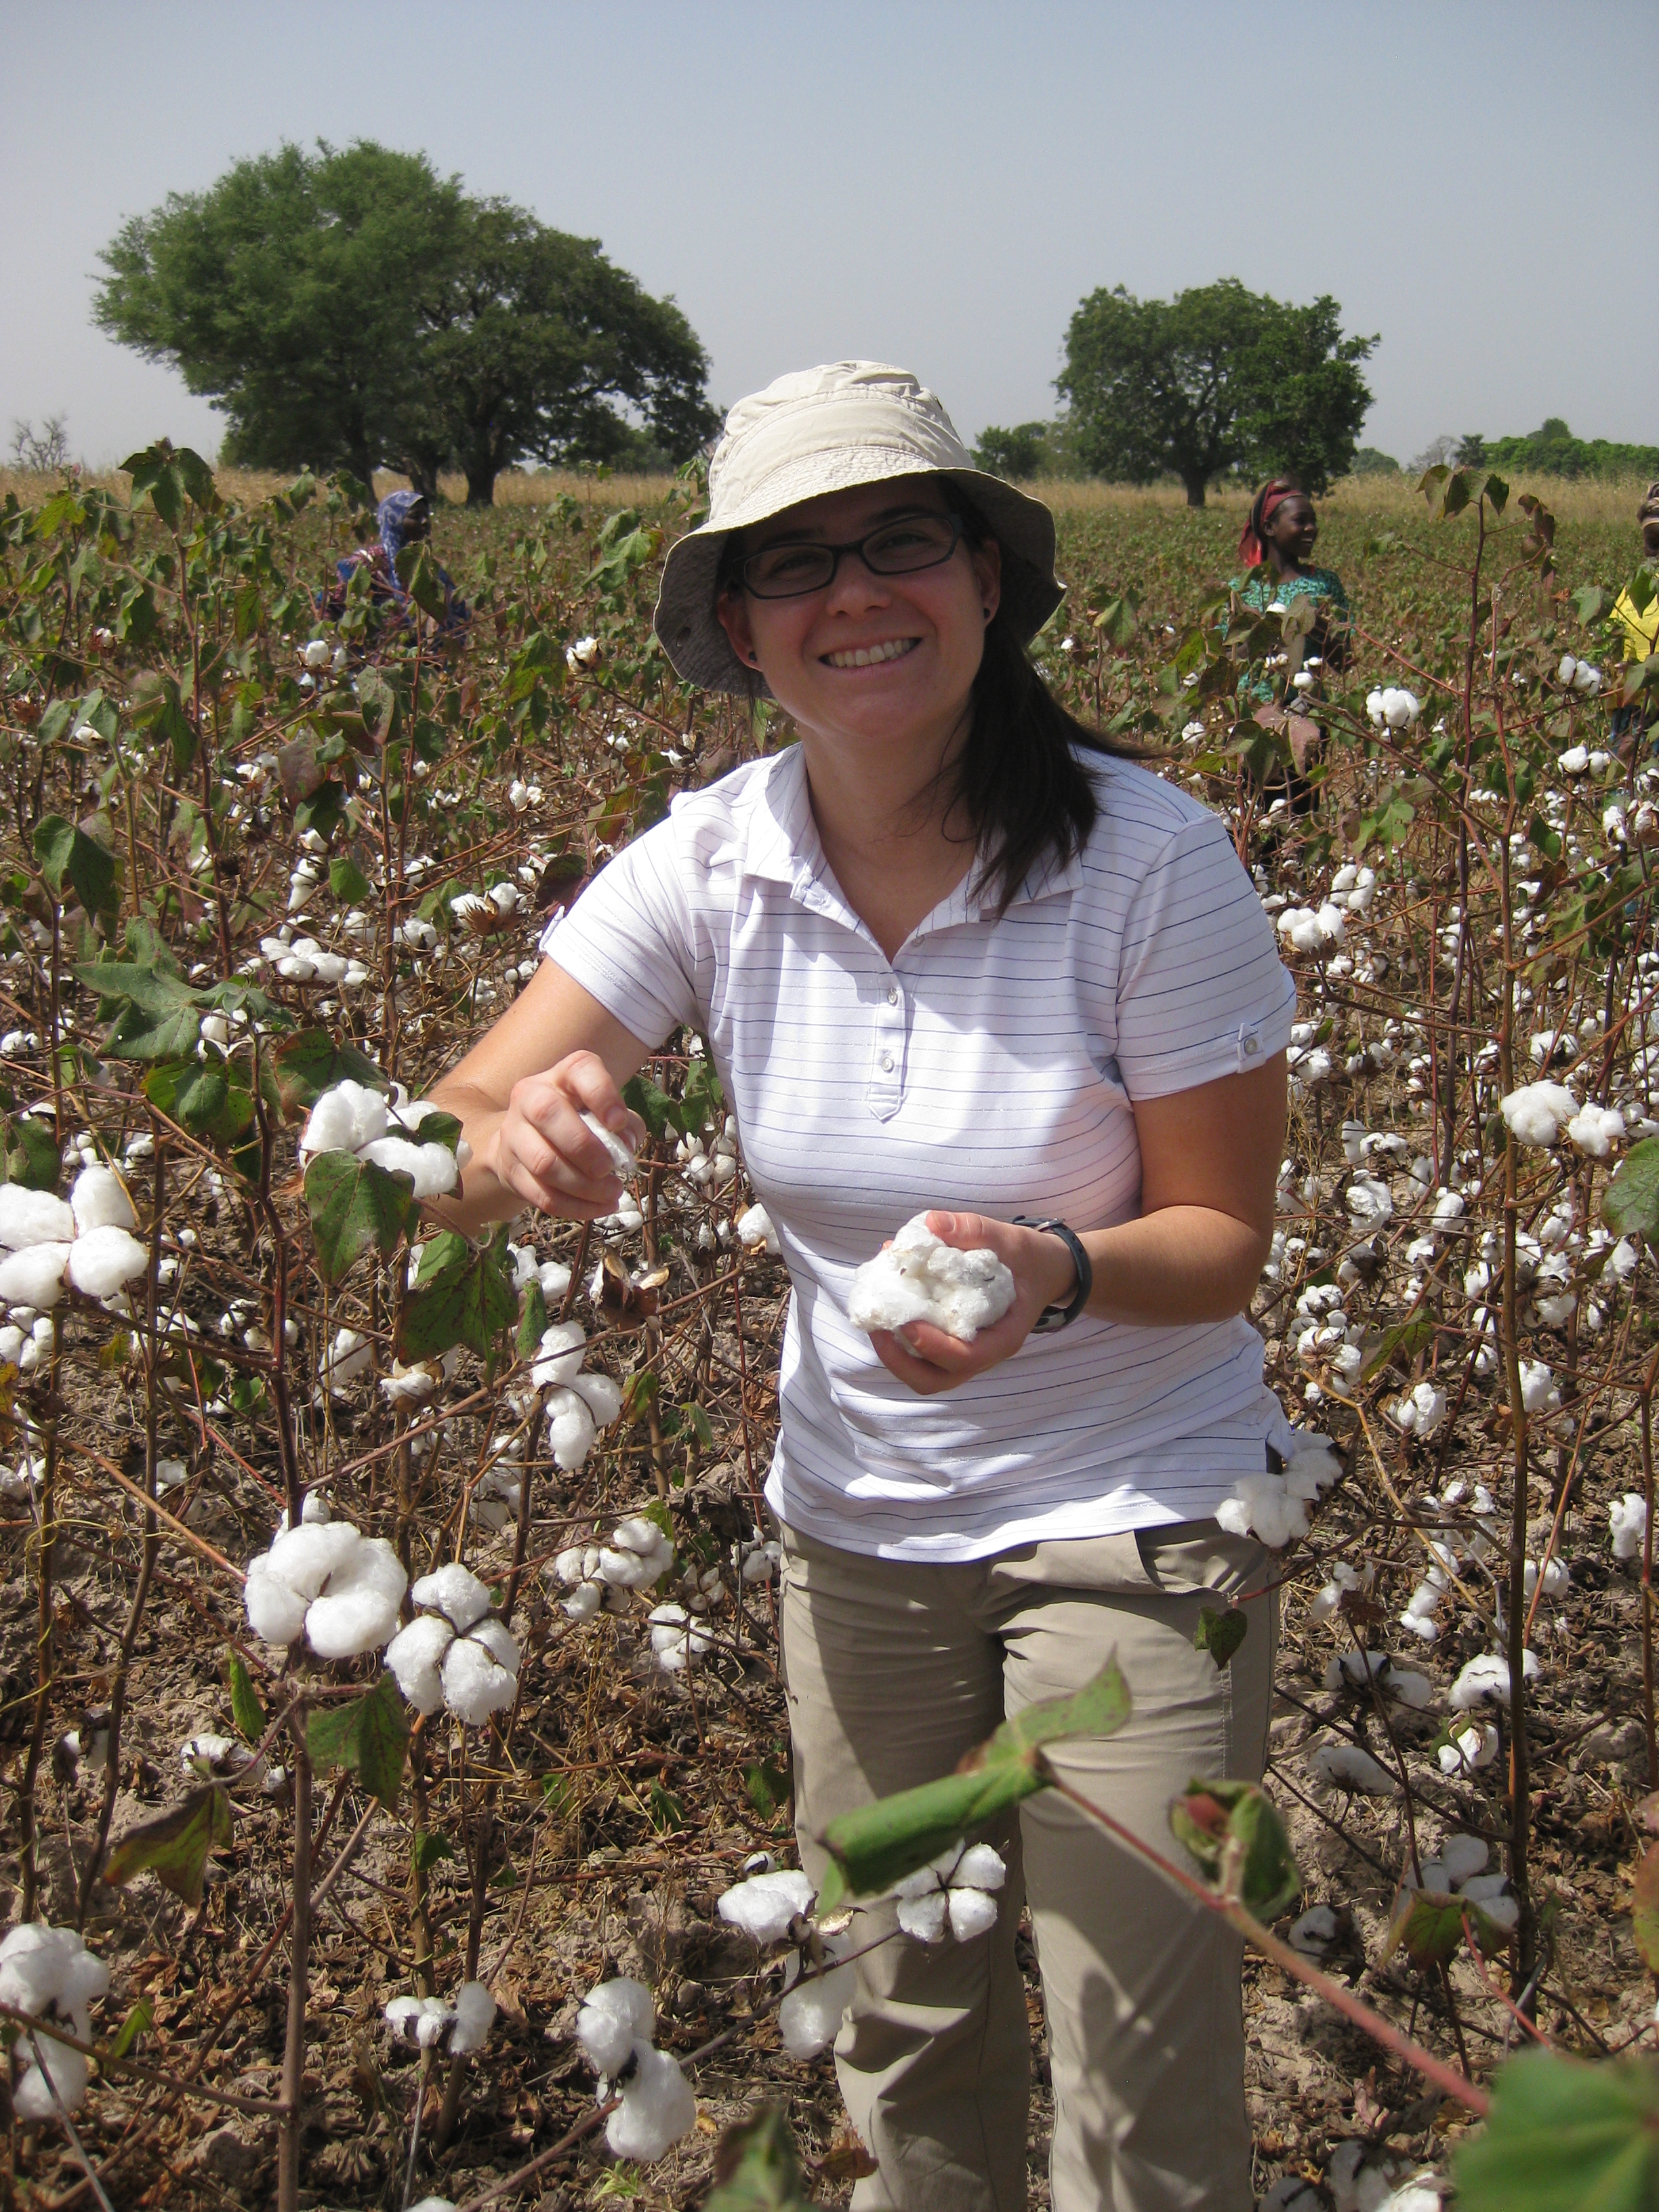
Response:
[322,489,470,639]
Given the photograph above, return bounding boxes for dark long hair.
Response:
[717,485,1141,916]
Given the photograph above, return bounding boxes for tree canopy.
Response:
[1455,421,1659,483]
[1056,279,1376,506]
[96,142,720,504]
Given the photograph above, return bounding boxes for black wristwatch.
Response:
[1012,1216,1093,1333]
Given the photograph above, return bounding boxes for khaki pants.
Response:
[779,1520,1277,2212]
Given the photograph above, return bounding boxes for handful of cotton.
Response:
[848,1214,1016,1342]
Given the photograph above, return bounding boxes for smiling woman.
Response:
[428,361,1296,2212]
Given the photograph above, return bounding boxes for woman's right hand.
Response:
[481,1050,647,1221]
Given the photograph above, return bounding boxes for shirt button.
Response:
[879,1050,895,1073]
[886,986,899,1006]
[1244,1035,1261,1057]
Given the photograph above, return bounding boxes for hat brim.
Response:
[653,456,1065,695]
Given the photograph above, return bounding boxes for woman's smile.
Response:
[821,636,921,670]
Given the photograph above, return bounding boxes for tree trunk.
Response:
[1183,472,1207,508]
[464,464,496,507]
[405,457,441,502]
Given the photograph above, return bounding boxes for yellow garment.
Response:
[1613,583,1659,661]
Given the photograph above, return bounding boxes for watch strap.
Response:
[1012,1216,1092,1332]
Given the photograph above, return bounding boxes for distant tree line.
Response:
[96,142,719,506]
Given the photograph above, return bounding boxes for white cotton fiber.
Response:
[447,1979,496,2055]
[70,1165,138,1235]
[531,1319,586,1388]
[12,2036,91,2121]
[266,1520,361,1597]
[953,1843,1008,1891]
[0,1242,70,1309]
[576,1978,655,2073]
[947,1887,1000,1941]
[717,1868,814,1942]
[847,1214,1017,1342]
[1500,1082,1578,1149]
[0,1922,109,2118]
[580,1110,637,1178]
[386,1994,454,2048]
[0,1186,75,1250]
[66,1225,148,1297]
[441,1626,519,1724]
[413,1561,493,1633]
[897,1890,949,1943]
[1308,1743,1398,1795]
[384,1613,455,1714]
[777,1961,857,2059]
[304,1535,407,1658]
[1612,1493,1647,1560]
[570,1369,623,1426]
[244,1555,310,1646]
[357,1134,459,1197]
[607,2043,697,2162]
[546,1386,598,1471]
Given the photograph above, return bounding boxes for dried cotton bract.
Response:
[847,1214,1015,1341]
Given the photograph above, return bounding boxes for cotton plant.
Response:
[0,1166,149,1314]
[385,1978,496,2055]
[299,1078,470,1200]
[244,1517,407,1658]
[0,1923,110,2121]
[573,1978,697,2163]
[676,1115,739,1190]
[847,1214,1015,1340]
[383,1563,521,1725]
[646,1601,715,1673]
[714,1868,858,2061]
[553,1515,676,1620]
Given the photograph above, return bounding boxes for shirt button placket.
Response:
[870,973,905,1120]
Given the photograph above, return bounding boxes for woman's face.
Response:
[1268,494,1318,565]
[1642,516,1659,562]
[715,480,1001,758]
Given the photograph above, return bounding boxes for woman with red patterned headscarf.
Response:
[1230,479,1351,818]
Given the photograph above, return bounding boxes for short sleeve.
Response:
[538,819,703,1048]
[1112,813,1296,1099]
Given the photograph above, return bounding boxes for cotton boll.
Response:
[1450,1651,1538,1709]
[384,1613,455,1715]
[569,1369,623,1427]
[1610,1492,1647,1560]
[952,1842,1008,1891]
[897,1889,949,1943]
[0,1242,70,1309]
[441,1622,520,1725]
[66,1225,148,1297]
[300,1080,388,1158]
[13,2038,92,2122]
[70,1165,137,1235]
[647,1601,713,1671]
[305,1536,407,1658]
[777,1961,858,2059]
[0,1186,76,1249]
[1308,1743,1398,1795]
[321,1326,371,1391]
[447,1980,496,2055]
[1557,744,1590,775]
[1458,1872,1520,1931]
[531,1320,586,1388]
[1558,653,1578,687]
[357,1134,459,1198]
[1566,1103,1624,1158]
[537,1258,572,1301]
[244,1555,311,1646]
[735,1204,780,1254]
[1439,1835,1490,1887]
[947,1887,1000,1940]
[412,1561,493,1633]
[847,1214,1017,1341]
[716,1868,815,1942]
[576,1978,655,2073]
[386,1994,455,2048]
[1517,1359,1557,1414]
[546,1386,598,1471]
[607,2041,697,2162]
[1500,1082,1578,1148]
[1288,1905,1341,1954]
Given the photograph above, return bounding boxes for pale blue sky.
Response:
[3,0,1652,471]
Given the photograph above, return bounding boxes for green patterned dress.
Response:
[1227,565,1351,704]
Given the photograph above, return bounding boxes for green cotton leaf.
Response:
[1452,2049,1659,2212]
[705,2106,815,2212]
[401,1234,515,1361]
[329,854,373,903]
[413,1829,455,1875]
[266,1031,386,1119]
[623,1069,681,1139]
[121,445,186,530]
[1382,1885,1476,1967]
[34,815,115,916]
[1195,1606,1248,1671]
[304,1151,415,1284]
[127,670,197,776]
[1603,1138,1659,1243]
[75,958,195,1015]
[109,1998,154,2061]
[1572,583,1613,627]
[1359,1310,1436,1383]
[108,995,202,1063]
[395,542,448,620]
[227,1650,267,1746]
[103,1782,231,1908]
[355,665,401,746]
[1168,1778,1300,1921]
[516,1277,548,1359]
[1,1109,62,1191]
[818,1660,1130,1907]
[1092,592,1140,647]
[680,1053,725,1134]
[141,1059,242,1141]
[306,1675,409,1809]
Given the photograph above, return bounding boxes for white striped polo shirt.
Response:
[541,743,1298,1562]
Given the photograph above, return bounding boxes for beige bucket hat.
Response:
[653,361,1065,695]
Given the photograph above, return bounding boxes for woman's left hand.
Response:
[867,1211,1078,1396]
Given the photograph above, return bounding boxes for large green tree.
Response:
[96,141,719,504]
[1056,279,1376,506]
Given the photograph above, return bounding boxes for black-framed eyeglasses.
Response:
[737,511,966,599]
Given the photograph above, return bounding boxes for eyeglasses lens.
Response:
[743,514,959,598]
